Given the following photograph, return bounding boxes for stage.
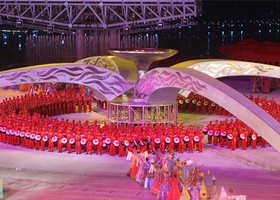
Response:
[1,78,280,200]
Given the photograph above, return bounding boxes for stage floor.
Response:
[1,78,280,200]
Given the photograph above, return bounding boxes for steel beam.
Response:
[0,0,201,33]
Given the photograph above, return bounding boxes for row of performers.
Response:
[0,88,95,117]
[176,93,233,116]
[0,125,205,156]
[177,92,278,117]
[203,119,268,150]
[246,94,280,121]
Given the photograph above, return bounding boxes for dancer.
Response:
[157,176,171,200]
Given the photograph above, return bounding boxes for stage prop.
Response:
[107,49,179,125]
[0,63,132,101]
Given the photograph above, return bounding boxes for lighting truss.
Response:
[0,0,201,33]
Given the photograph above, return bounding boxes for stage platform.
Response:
[1,77,280,200]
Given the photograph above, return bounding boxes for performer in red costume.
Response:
[201,99,208,113]
[195,99,202,113]
[166,173,181,200]
[251,131,257,149]
[118,135,125,157]
[83,95,87,112]
[177,96,184,112]
[241,128,249,150]
[75,132,82,154]
[96,135,103,155]
[168,136,175,153]
[197,129,204,153]
[57,94,62,115]
[188,131,194,153]
[15,129,21,146]
[48,131,54,152]
[178,134,184,154]
[189,98,197,113]
[226,128,232,149]
[218,121,226,148]
[213,129,220,146]
[231,128,238,151]
[159,135,165,153]
[207,102,215,114]
[2,126,7,144]
[57,130,63,153]
[66,97,71,114]
[109,137,117,156]
[87,93,94,112]
[11,127,17,146]
[41,130,47,151]
[20,127,26,148]
[29,131,35,149]
[86,133,93,155]
[66,130,72,153]
[35,129,41,150]
[6,126,12,145]
[149,134,155,152]
[206,121,213,144]
[77,94,83,113]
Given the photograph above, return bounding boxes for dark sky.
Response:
[202,1,280,20]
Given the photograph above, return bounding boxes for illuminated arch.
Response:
[171,59,277,78]
[171,59,277,97]
[0,63,132,101]
[75,56,138,84]
[135,62,280,152]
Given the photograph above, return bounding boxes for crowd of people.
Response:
[250,77,280,94]
[203,94,280,150]
[0,82,276,156]
[127,149,243,200]
[0,109,205,156]
[203,119,266,151]
[218,39,280,66]
[0,84,207,155]
[177,92,233,116]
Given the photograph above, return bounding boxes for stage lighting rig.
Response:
[47,25,54,33]
[181,18,188,26]
[16,19,23,28]
[157,21,164,29]
[123,26,130,34]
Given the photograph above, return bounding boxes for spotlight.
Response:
[123,26,130,33]
[16,19,23,28]
[157,21,164,29]
[181,18,188,26]
[47,25,54,33]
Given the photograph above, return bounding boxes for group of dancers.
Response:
[127,149,241,200]
[250,77,280,94]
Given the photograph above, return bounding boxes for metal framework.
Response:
[107,101,178,125]
[0,0,201,33]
